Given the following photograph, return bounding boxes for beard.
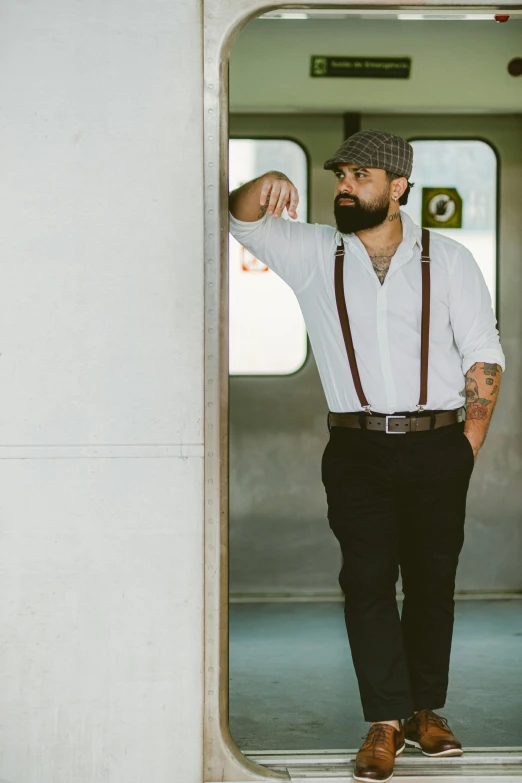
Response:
[334,189,392,234]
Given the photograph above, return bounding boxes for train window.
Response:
[403,139,498,312]
[228,138,308,375]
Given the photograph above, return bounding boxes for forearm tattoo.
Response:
[257,189,272,219]
[465,362,501,420]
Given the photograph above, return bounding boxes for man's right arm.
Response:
[228,170,321,293]
[229,171,300,222]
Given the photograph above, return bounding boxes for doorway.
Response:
[204,6,522,780]
[228,110,522,755]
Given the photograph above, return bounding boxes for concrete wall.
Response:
[0,2,203,781]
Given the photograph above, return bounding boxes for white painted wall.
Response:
[230,17,522,113]
[0,2,203,781]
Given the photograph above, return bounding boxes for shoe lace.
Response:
[360,723,393,750]
[421,710,451,732]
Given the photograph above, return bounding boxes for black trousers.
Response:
[321,409,475,722]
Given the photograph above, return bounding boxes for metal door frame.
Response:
[202,3,522,780]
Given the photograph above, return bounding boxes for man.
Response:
[228,130,505,782]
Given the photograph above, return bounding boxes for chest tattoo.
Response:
[369,254,393,285]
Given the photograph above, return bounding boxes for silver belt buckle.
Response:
[385,414,406,434]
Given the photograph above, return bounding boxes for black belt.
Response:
[327,408,463,434]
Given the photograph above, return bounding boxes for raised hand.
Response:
[258,171,299,220]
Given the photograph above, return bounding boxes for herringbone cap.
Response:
[323,129,413,179]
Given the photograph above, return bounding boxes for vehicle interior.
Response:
[225,7,522,778]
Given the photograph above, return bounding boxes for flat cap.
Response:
[323,129,413,179]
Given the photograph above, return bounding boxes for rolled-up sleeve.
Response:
[448,244,506,375]
[228,211,318,294]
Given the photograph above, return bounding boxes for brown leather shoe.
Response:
[353,722,405,782]
[404,709,463,756]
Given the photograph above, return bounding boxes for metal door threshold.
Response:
[244,747,522,780]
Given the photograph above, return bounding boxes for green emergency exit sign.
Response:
[311,56,411,79]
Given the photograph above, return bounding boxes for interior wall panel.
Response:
[229,110,522,596]
[229,113,344,598]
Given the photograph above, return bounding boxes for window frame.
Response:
[407,135,501,329]
[228,133,312,378]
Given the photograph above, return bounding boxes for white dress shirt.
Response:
[228,208,506,414]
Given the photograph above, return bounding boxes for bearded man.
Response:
[228,130,505,783]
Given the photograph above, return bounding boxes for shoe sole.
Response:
[404,738,463,756]
[352,743,405,782]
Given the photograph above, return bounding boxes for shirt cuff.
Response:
[462,351,506,375]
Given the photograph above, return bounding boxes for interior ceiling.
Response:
[230,12,522,113]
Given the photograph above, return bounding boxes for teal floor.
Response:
[229,600,522,751]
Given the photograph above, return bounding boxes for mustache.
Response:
[335,193,360,206]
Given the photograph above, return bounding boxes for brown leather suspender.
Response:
[334,227,431,414]
[334,244,371,410]
[419,228,431,409]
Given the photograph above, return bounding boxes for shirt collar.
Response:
[335,208,423,251]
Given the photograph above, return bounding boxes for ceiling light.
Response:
[261,12,308,19]
[397,13,494,19]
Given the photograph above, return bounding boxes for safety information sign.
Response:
[310,56,411,79]
[422,188,463,229]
